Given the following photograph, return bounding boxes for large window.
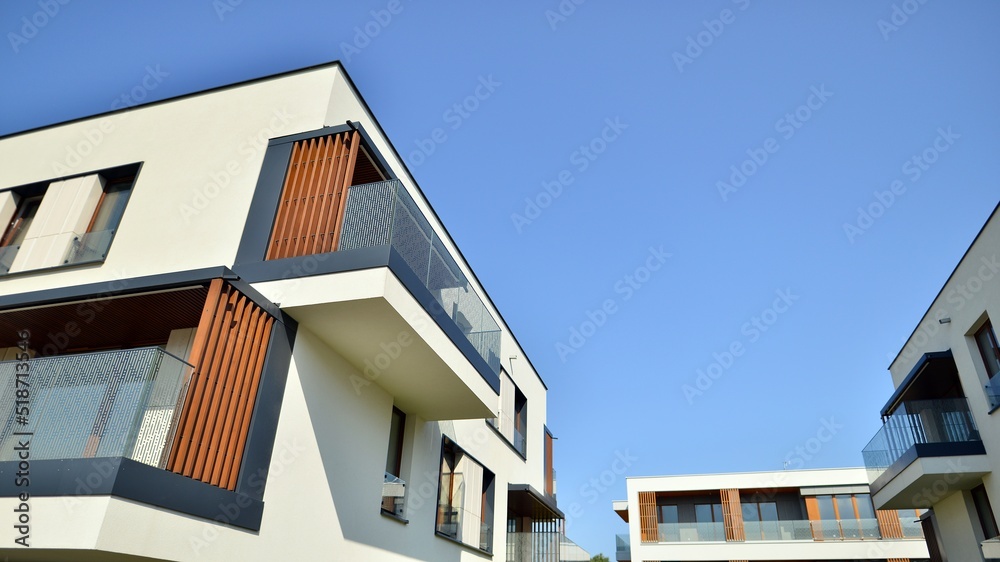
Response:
[972,484,999,540]
[382,407,406,517]
[0,165,137,275]
[976,320,1000,380]
[806,493,879,540]
[436,437,495,552]
[67,176,134,264]
[491,370,527,457]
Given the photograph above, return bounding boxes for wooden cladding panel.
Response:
[544,431,554,497]
[267,131,360,261]
[638,491,658,543]
[166,280,274,490]
[877,509,905,539]
[887,559,910,562]
[721,488,745,542]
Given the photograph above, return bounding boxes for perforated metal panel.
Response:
[0,347,192,467]
[338,180,394,251]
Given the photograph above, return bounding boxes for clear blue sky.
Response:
[2,1,999,557]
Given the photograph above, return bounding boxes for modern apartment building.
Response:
[0,61,585,561]
[613,468,929,561]
[862,202,1000,562]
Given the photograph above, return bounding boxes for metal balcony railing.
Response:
[0,347,193,468]
[339,180,501,375]
[862,398,981,481]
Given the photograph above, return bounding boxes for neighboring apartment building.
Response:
[613,468,929,561]
[0,61,585,561]
[862,202,1000,562]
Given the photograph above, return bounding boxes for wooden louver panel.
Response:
[721,488,745,542]
[267,131,361,261]
[877,509,905,539]
[638,491,658,543]
[166,279,275,490]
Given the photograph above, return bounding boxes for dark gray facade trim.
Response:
[508,483,565,520]
[0,457,263,530]
[235,311,296,502]
[0,266,231,310]
[232,125,499,393]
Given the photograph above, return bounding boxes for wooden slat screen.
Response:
[804,496,823,539]
[721,488,745,541]
[638,491,658,543]
[877,509,905,539]
[267,131,360,260]
[887,559,910,562]
[166,279,275,490]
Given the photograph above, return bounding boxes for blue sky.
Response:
[2,0,999,557]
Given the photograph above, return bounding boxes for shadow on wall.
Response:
[294,328,467,562]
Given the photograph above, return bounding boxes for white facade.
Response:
[863,203,1000,562]
[615,468,929,561]
[0,62,580,561]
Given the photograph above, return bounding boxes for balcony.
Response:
[616,534,630,561]
[863,398,990,509]
[247,177,501,420]
[0,347,192,467]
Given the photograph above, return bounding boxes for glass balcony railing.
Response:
[0,347,193,468]
[615,533,630,560]
[862,398,981,481]
[489,412,527,456]
[381,472,406,517]
[809,518,881,540]
[338,180,501,375]
[900,515,925,538]
[0,244,18,275]
[437,504,492,552]
[986,375,1000,410]
[744,519,814,541]
[658,521,725,542]
[65,229,115,265]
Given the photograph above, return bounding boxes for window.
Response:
[0,164,138,275]
[513,386,527,454]
[695,503,723,523]
[976,320,1000,380]
[0,195,42,274]
[972,484,999,540]
[67,175,134,265]
[806,494,880,540]
[492,370,527,457]
[436,438,495,552]
[1,196,42,248]
[658,504,678,524]
[382,407,406,517]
